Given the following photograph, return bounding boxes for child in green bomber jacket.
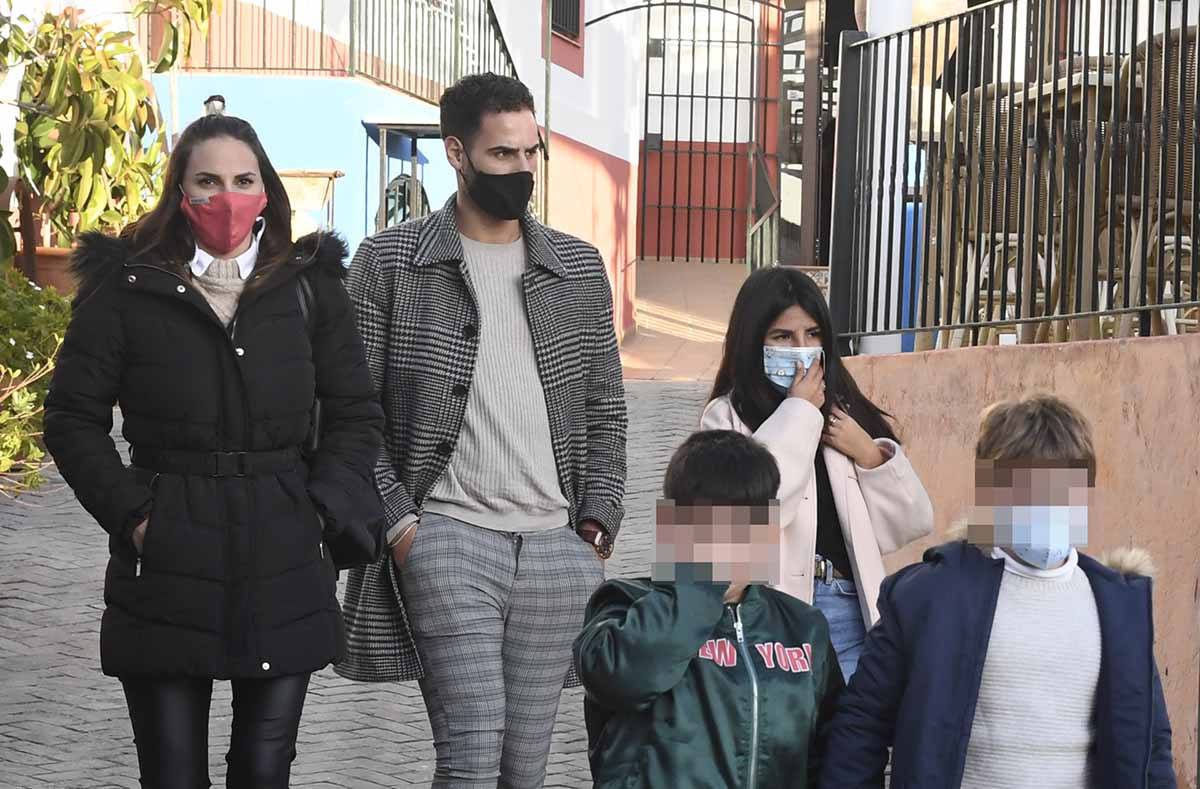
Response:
[574,429,843,789]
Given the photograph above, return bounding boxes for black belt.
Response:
[131,447,302,477]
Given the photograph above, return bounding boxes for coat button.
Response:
[437,441,452,455]
[176,284,186,294]
[462,324,477,339]
[261,661,271,671]
[235,347,245,357]
[126,274,137,284]
[452,384,468,397]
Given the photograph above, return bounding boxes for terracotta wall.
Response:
[638,142,752,262]
[844,334,1200,787]
[545,131,638,342]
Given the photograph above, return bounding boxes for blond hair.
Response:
[975,393,1096,482]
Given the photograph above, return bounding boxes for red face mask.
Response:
[179,190,268,256]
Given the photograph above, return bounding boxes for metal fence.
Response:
[607,0,786,269]
[140,0,520,107]
[829,0,1200,351]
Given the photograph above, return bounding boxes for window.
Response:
[552,0,581,40]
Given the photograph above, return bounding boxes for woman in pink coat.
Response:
[701,268,933,681]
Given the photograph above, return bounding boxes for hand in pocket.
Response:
[390,521,420,568]
[132,518,149,555]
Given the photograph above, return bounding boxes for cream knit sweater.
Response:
[961,549,1102,788]
[191,258,246,327]
[423,234,569,532]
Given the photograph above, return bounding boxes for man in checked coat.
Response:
[339,73,628,788]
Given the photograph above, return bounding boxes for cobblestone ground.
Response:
[0,380,709,788]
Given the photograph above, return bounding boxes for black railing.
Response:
[829,0,1200,351]
[141,0,520,107]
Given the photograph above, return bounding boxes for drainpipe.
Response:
[542,0,552,224]
[453,0,462,81]
[348,0,357,76]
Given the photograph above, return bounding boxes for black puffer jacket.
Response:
[43,231,385,680]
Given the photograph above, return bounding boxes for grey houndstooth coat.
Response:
[335,196,627,684]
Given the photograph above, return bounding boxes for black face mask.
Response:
[463,153,534,221]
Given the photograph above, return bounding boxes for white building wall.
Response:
[491,0,646,165]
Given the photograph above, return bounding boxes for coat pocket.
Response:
[134,473,163,576]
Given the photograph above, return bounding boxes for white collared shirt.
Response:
[189,222,265,280]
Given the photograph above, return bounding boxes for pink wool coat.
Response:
[700,396,934,626]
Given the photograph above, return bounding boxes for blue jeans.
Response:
[813,578,867,683]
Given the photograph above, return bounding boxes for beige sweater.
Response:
[191,258,246,326]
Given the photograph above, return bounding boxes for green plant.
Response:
[0,269,69,497]
[134,1,216,74]
[0,155,12,264]
[10,8,165,243]
[0,2,215,261]
[0,350,57,498]
[0,267,71,383]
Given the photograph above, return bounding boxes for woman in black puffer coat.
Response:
[43,112,384,789]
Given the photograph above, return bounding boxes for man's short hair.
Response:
[439,73,536,144]
[662,430,781,506]
[976,393,1096,483]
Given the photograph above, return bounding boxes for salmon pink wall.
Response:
[546,131,637,342]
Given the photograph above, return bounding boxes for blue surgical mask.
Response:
[763,346,824,393]
[993,505,1088,569]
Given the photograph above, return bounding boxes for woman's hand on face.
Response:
[821,406,886,469]
[788,360,826,410]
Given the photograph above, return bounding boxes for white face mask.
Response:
[992,505,1088,569]
[762,346,823,392]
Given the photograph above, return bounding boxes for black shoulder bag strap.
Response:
[295,274,322,457]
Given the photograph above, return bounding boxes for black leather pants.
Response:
[121,673,310,789]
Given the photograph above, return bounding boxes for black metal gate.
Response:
[588,1,793,269]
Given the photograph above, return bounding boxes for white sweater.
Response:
[961,548,1101,789]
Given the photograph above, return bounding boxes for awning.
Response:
[361,121,434,163]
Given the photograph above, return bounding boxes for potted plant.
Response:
[0,1,214,293]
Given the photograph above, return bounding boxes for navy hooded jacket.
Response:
[818,541,1175,788]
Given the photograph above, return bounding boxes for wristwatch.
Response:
[588,527,614,560]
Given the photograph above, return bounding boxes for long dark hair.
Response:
[709,267,900,443]
[124,114,293,287]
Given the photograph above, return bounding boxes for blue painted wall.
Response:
[150,73,459,254]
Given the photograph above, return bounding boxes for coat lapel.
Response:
[822,446,886,625]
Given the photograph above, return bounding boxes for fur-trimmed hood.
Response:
[944,518,1156,578]
[69,229,349,303]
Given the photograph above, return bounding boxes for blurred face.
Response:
[446,110,542,180]
[652,501,782,585]
[974,464,1092,508]
[967,461,1093,569]
[764,305,823,349]
[182,137,263,200]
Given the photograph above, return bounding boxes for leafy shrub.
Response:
[0,269,69,496]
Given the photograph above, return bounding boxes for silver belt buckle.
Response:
[816,555,832,585]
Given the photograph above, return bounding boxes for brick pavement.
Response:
[0,380,710,788]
